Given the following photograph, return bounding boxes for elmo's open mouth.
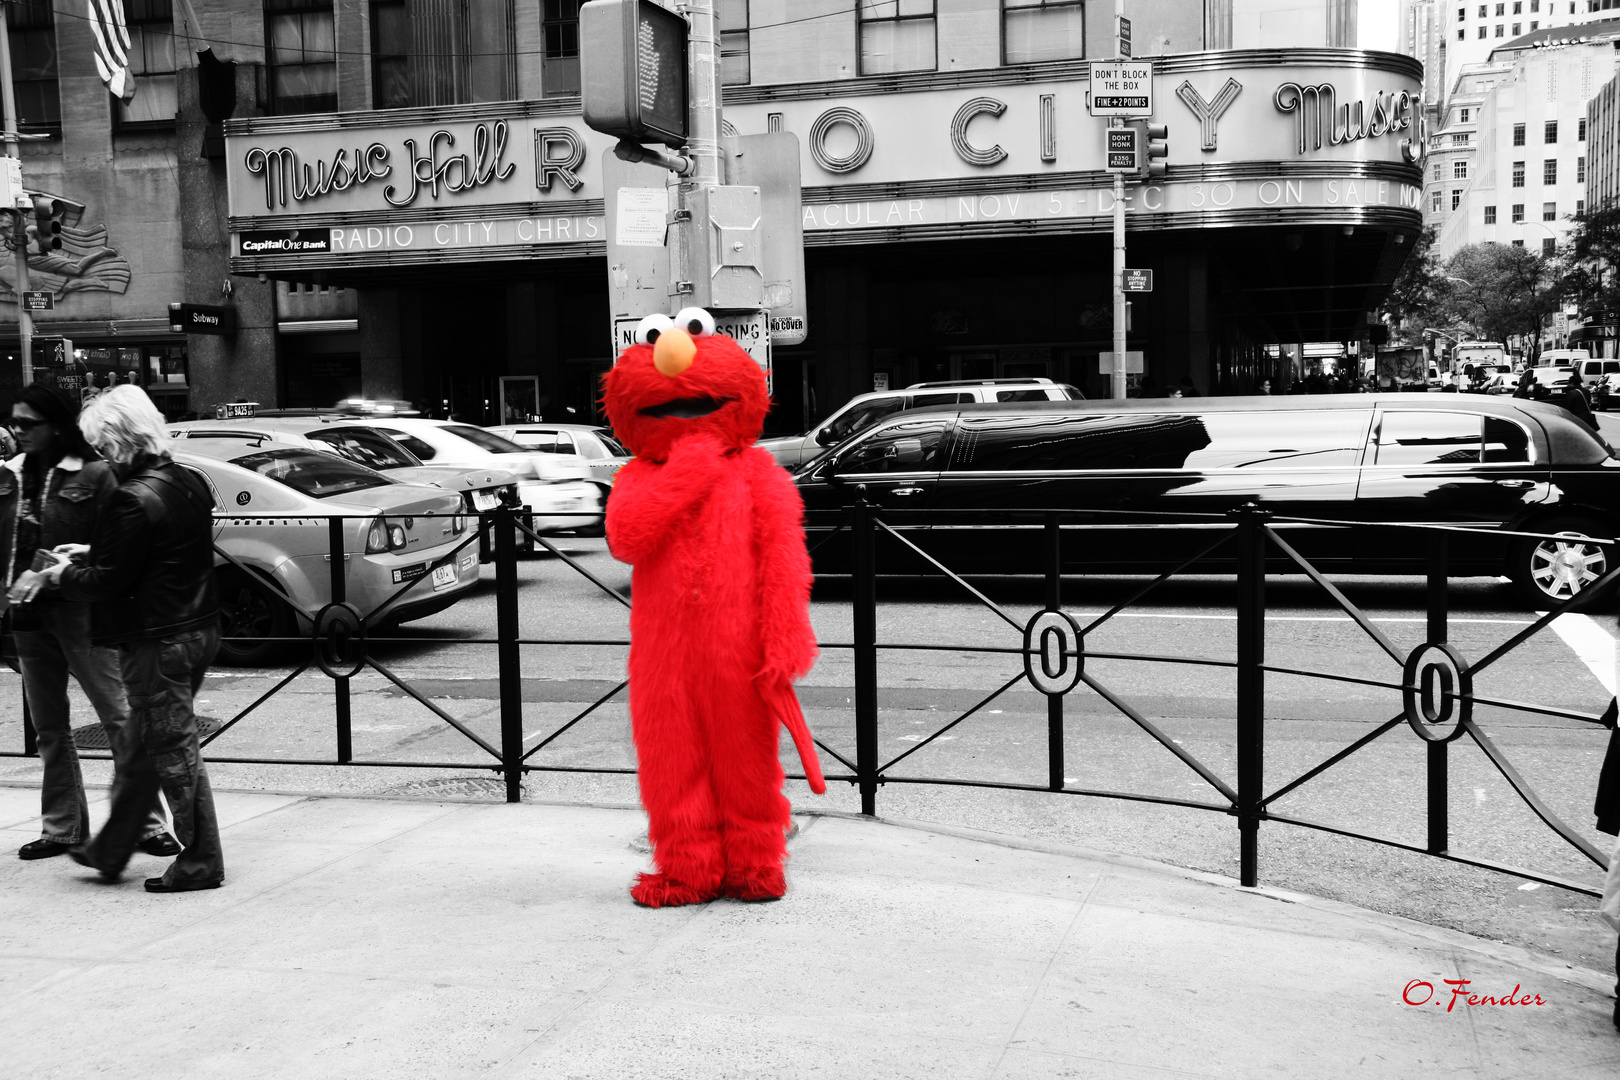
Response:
[639,396,731,419]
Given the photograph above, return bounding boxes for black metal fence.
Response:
[3,503,1614,896]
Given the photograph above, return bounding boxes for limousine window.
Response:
[1374,412,1530,466]
[823,398,906,443]
[948,410,1367,472]
[829,419,948,475]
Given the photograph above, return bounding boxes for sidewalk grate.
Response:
[383,776,523,800]
[70,717,223,751]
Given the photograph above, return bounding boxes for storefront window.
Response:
[115,0,178,127]
[1003,0,1084,65]
[859,0,936,76]
[265,0,337,115]
[8,0,61,130]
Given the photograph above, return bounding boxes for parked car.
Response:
[170,414,524,559]
[794,394,1619,609]
[484,423,630,488]
[329,417,603,536]
[176,440,481,665]
[759,378,1084,470]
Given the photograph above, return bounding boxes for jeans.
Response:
[15,602,162,845]
[84,627,224,885]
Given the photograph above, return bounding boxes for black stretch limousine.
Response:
[793,394,1620,607]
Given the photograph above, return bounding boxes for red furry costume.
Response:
[602,308,824,908]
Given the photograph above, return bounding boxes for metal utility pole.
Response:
[1110,0,1128,401]
[0,3,33,386]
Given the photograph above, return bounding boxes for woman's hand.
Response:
[52,543,89,559]
[7,569,45,604]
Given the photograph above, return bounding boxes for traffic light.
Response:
[580,0,689,149]
[1130,122,1168,182]
[24,193,82,256]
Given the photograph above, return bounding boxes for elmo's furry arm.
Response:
[606,433,729,565]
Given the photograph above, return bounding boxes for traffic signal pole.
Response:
[684,0,721,191]
[0,4,34,386]
[1110,0,1128,401]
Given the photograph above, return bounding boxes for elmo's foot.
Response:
[630,872,718,908]
[721,864,786,902]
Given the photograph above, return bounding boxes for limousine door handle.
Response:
[1494,479,1535,490]
[889,486,926,497]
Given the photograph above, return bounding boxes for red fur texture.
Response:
[603,331,819,908]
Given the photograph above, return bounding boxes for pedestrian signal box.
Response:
[1105,127,1138,172]
[581,0,689,149]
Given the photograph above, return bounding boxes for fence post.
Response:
[1235,504,1266,888]
[1426,532,1449,855]
[853,497,879,816]
[1045,512,1064,792]
[329,516,351,764]
[495,506,525,803]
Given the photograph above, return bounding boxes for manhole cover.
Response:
[70,716,222,750]
[384,776,523,800]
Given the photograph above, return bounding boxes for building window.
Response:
[1578,198,1586,214]
[1531,18,1539,25]
[7,0,60,129]
[1544,201,1557,219]
[1455,160,1469,179]
[1513,123,1525,145]
[542,0,583,97]
[1513,160,1525,186]
[1513,238,1525,246]
[1479,24,1487,36]
[1433,163,1442,181]
[1543,237,1557,254]
[1496,1,1504,11]
[265,0,336,115]
[1532,0,1539,9]
[1545,120,1558,143]
[1460,108,1471,122]
[1479,4,1487,13]
[1486,205,1498,223]
[1433,189,1443,212]
[1513,21,1521,30]
[1515,0,1522,10]
[1453,189,1463,210]
[1003,0,1084,64]
[1545,158,1557,183]
[719,0,750,85]
[1458,5,1465,17]
[1579,117,1587,140]
[860,0,936,75]
[1452,132,1470,144]
[1579,155,1587,182]
[1459,26,1467,37]
[1512,203,1525,221]
[1495,23,1503,34]
[370,0,408,109]
[112,0,177,125]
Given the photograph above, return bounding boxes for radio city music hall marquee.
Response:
[225,54,1421,266]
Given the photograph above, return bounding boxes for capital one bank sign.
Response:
[224,51,1422,268]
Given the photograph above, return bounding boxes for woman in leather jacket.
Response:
[2,384,167,861]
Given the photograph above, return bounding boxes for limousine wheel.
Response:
[216,568,295,667]
[1513,517,1612,608]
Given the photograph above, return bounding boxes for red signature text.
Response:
[1403,979,1545,1012]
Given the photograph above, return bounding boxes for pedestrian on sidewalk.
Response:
[1560,373,1600,434]
[2,385,170,862]
[39,387,225,893]
[1596,714,1620,1032]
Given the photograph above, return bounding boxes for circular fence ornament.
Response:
[1024,609,1084,696]
[1401,642,1470,743]
[312,602,366,680]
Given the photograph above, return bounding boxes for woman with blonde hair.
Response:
[39,386,225,892]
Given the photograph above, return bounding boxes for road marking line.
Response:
[1541,611,1617,696]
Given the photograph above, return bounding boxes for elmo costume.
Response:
[602,306,824,908]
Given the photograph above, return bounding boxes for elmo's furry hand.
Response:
[602,308,821,908]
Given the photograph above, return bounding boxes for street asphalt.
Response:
[1,782,1616,1078]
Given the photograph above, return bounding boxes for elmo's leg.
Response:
[630,677,724,908]
[708,685,791,901]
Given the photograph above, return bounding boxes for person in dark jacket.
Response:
[3,385,168,860]
[1512,368,1536,399]
[1560,372,1600,433]
[41,387,224,892]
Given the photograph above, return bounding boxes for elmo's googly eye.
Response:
[634,313,676,345]
[674,307,716,338]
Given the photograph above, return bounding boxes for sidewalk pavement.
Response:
[1,782,1617,1080]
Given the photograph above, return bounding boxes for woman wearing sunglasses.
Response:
[3,384,168,861]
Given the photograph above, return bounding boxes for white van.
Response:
[758,378,1083,469]
[1539,348,1590,369]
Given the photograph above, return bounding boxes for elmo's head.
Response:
[601,307,769,463]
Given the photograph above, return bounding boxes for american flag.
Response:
[86,0,138,104]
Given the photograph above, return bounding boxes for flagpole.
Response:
[0,3,34,387]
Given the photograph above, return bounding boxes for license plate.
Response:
[472,490,501,511]
[431,563,456,590]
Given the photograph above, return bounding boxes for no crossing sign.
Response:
[1088,60,1154,117]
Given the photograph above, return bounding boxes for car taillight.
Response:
[365,517,409,553]
[452,515,467,534]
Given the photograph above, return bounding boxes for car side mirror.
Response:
[815,428,837,446]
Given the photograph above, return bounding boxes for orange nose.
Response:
[653,327,696,377]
